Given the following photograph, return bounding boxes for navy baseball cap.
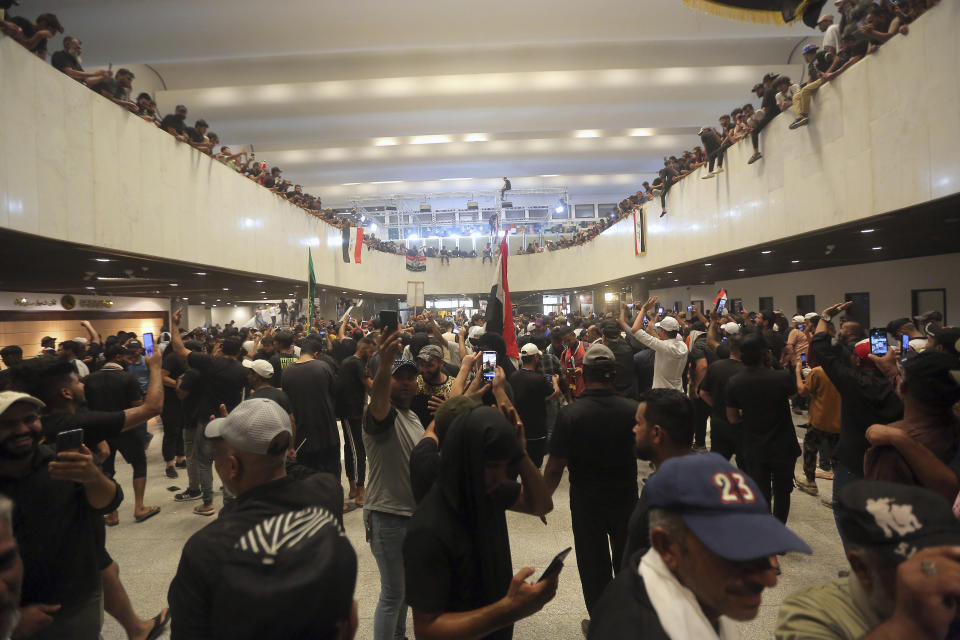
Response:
[645,453,812,561]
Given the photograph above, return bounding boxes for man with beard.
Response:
[160,104,190,142]
[410,345,456,433]
[0,391,123,639]
[620,389,694,569]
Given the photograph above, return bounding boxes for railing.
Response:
[1,0,957,295]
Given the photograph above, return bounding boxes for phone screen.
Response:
[870,328,888,356]
[56,428,84,452]
[452,327,460,334]
[796,323,804,331]
[657,307,664,317]
[481,351,497,382]
[716,299,727,315]
[538,547,572,582]
[142,332,155,357]
[801,353,807,367]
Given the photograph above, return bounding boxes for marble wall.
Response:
[1,2,957,297]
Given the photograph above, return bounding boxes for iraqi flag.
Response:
[486,234,520,359]
[341,226,364,264]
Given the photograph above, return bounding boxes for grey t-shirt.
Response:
[363,405,424,517]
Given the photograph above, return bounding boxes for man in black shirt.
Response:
[543,344,639,622]
[602,320,640,399]
[83,344,159,524]
[758,310,786,362]
[509,343,559,468]
[281,337,339,475]
[0,391,124,640]
[243,359,293,415]
[87,68,138,112]
[169,310,248,515]
[725,333,799,523]
[168,397,347,639]
[620,389,693,570]
[686,328,716,450]
[699,339,745,460]
[50,36,111,84]
[161,339,199,479]
[340,337,374,506]
[747,72,781,164]
[160,104,189,141]
[268,330,298,384]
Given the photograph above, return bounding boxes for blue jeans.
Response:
[365,509,410,640]
[831,459,858,552]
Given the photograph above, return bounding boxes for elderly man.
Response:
[590,453,810,639]
[777,481,960,639]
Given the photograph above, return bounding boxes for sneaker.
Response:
[747,151,762,164]
[175,460,187,469]
[795,476,818,496]
[712,167,724,174]
[174,489,202,502]
[701,173,715,180]
[581,619,590,638]
[165,466,178,479]
[659,210,667,218]
[789,116,809,129]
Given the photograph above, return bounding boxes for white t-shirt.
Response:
[632,330,689,390]
[822,24,840,53]
[73,358,90,379]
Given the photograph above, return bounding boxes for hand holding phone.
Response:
[869,328,888,356]
[379,310,398,335]
[56,428,84,453]
[481,351,497,383]
[538,547,572,582]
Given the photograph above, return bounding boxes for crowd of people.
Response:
[0,292,958,639]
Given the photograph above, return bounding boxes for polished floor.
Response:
[102,416,847,640]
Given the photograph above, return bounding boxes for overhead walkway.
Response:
[1,1,957,295]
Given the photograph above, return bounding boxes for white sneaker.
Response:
[701,173,715,179]
[713,167,724,174]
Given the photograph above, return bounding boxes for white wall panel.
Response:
[1,2,958,297]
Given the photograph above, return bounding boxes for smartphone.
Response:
[738,300,744,313]
[801,353,807,367]
[452,327,460,335]
[379,310,398,334]
[716,298,728,315]
[870,328,888,356]
[481,351,497,383]
[538,547,572,582]
[657,307,664,317]
[901,333,910,356]
[142,332,155,357]
[688,305,693,312]
[56,428,84,453]
[544,374,553,384]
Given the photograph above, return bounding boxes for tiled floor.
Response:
[102,416,846,640]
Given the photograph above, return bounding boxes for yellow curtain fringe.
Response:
[681,0,789,25]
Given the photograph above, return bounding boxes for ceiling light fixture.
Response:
[169,283,178,286]
[872,246,883,250]
[761,250,772,254]
[791,259,800,263]
[704,263,711,266]
[222,287,230,291]
[85,286,95,290]
[539,174,559,177]
[195,272,206,276]
[374,138,397,147]
[410,135,451,145]
[629,128,653,137]
[95,258,111,262]
[860,228,875,233]
[738,268,745,272]
[255,280,263,283]
[464,133,489,142]
[575,130,601,138]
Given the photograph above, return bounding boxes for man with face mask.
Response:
[589,454,811,640]
[168,397,347,639]
[0,391,123,640]
[776,481,960,640]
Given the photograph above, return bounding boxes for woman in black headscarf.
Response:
[403,406,559,639]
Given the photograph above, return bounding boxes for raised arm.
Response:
[119,350,164,429]
[369,331,402,422]
[170,309,191,365]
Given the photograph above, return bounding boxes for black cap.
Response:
[930,327,960,356]
[839,481,960,561]
[123,340,142,354]
[270,166,282,174]
[601,320,621,339]
[886,317,912,335]
[175,104,187,113]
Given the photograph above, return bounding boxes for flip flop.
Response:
[104,515,119,527]
[343,502,358,514]
[145,609,170,640]
[194,504,215,516]
[134,506,161,523]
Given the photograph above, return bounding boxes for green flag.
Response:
[307,247,316,330]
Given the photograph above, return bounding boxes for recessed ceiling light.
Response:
[761,250,772,254]
[464,133,489,143]
[216,299,221,302]
[260,291,266,294]
[674,279,679,282]
[791,260,800,263]
[738,268,745,272]
[182,297,189,300]
[95,258,110,262]
[169,283,178,286]
[195,272,206,276]
[539,174,559,177]
[85,286,95,290]
[860,228,875,233]
[872,246,883,250]
[704,263,711,267]
[374,138,398,147]
[666,271,672,274]
[255,280,263,283]
[222,287,229,291]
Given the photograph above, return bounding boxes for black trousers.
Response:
[704,140,725,171]
[751,111,777,150]
[710,420,740,461]
[526,437,547,469]
[161,407,185,462]
[343,416,366,487]
[570,487,637,615]
[298,446,341,477]
[802,429,839,481]
[741,456,795,523]
[693,397,709,448]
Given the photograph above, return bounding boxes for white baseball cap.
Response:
[243,359,275,379]
[468,326,486,340]
[804,312,819,320]
[721,322,741,335]
[527,322,536,332]
[792,315,805,324]
[656,316,681,332]
[520,343,542,358]
[0,391,45,417]
[205,397,292,455]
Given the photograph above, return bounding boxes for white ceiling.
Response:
[39,0,820,204]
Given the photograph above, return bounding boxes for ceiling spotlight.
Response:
[255,280,263,283]
[666,271,672,274]
[860,228,875,233]
[169,283,178,286]
[761,250,772,255]
[738,268,745,272]
[195,272,207,276]
[85,286,95,290]
[222,287,229,291]
[791,259,800,263]
[95,258,111,262]
[674,279,678,282]
[704,263,711,267]
[182,297,189,300]
[872,246,883,250]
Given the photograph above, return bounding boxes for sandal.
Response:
[194,504,215,516]
[104,513,119,527]
[145,608,170,640]
[135,506,161,523]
